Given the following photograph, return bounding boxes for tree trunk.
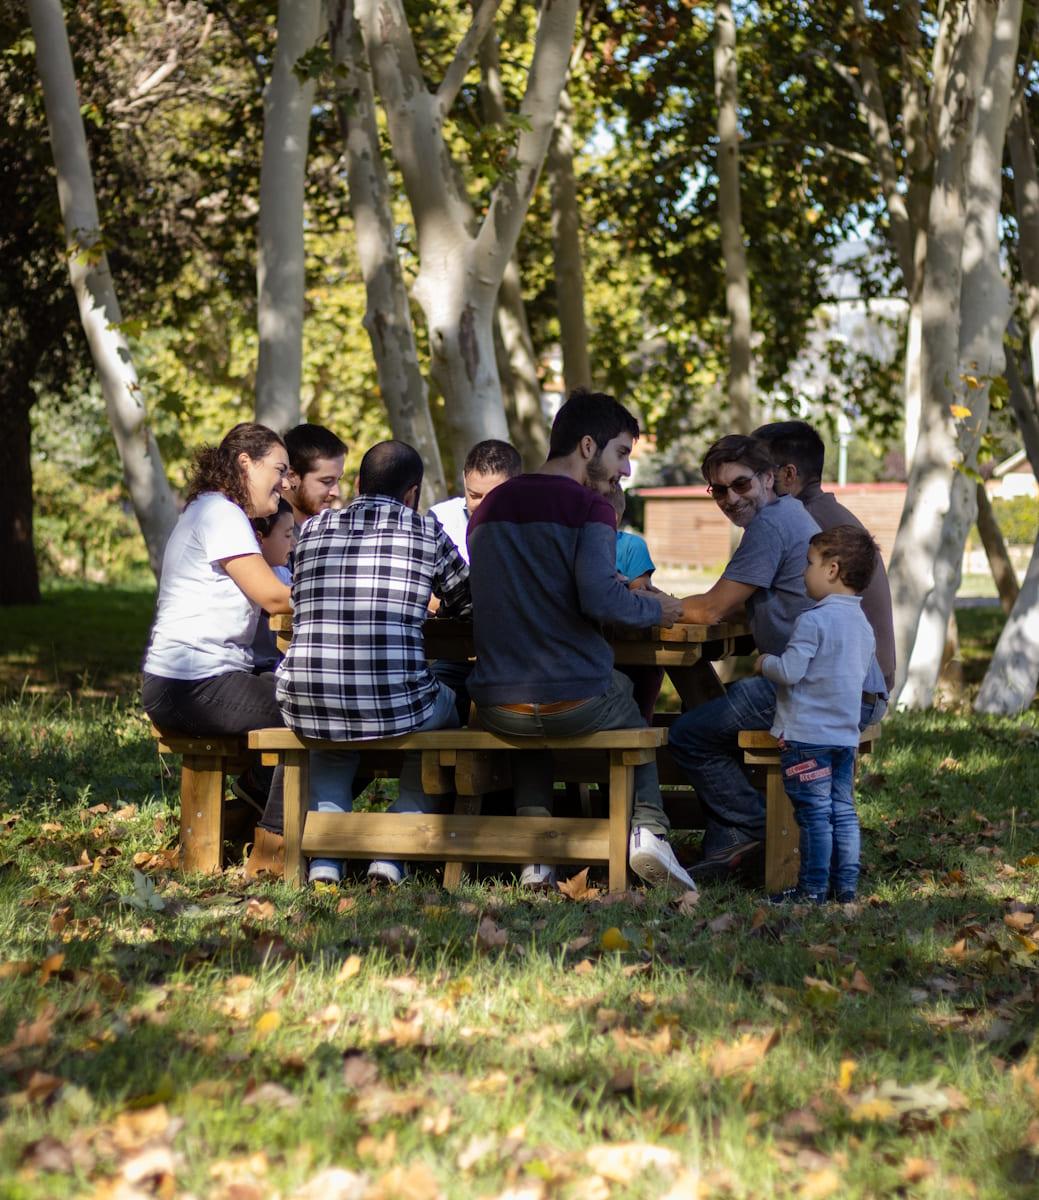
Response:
[714,0,753,434]
[1008,92,1039,390]
[975,532,1039,714]
[975,482,1020,614]
[28,0,177,579]
[897,0,1020,709]
[356,0,577,467]
[255,0,322,432]
[0,385,41,605]
[328,0,447,506]
[547,88,592,393]
[496,258,549,467]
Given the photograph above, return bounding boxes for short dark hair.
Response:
[251,498,293,539]
[284,424,347,477]
[358,440,424,501]
[184,422,286,511]
[700,434,776,484]
[464,439,522,478]
[752,420,825,483]
[811,524,878,592]
[547,388,640,459]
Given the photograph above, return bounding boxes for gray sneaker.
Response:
[628,828,697,894]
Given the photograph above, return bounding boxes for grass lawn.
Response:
[0,588,1037,1199]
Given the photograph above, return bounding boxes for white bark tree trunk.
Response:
[976,86,1039,714]
[975,535,1039,713]
[28,0,177,578]
[328,0,447,506]
[714,0,753,433]
[548,87,592,393]
[255,0,323,432]
[356,0,577,468]
[896,0,1021,708]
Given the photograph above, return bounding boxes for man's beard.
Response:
[585,450,615,496]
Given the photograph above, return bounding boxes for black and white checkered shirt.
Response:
[276,495,471,740]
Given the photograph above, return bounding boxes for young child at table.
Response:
[250,500,294,673]
[755,525,887,904]
[608,486,664,724]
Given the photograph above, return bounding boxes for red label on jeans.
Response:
[798,766,832,782]
[785,758,819,777]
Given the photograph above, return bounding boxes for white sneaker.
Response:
[628,828,697,895]
[367,860,406,885]
[519,863,557,891]
[308,862,342,886]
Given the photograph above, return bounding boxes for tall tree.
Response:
[713,0,753,433]
[354,0,579,467]
[328,0,448,504]
[255,0,323,432]
[28,0,177,577]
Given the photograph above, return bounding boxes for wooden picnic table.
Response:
[268,614,754,709]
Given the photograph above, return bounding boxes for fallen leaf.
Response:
[841,969,873,995]
[337,954,362,982]
[293,1167,369,1199]
[1004,912,1035,931]
[902,1157,937,1183]
[708,912,738,934]
[39,953,65,985]
[371,1161,443,1199]
[708,1029,779,1078]
[584,1142,682,1183]
[244,1081,299,1110]
[26,1071,65,1103]
[457,1133,497,1171]
[342,1051,380,1089]
[476,917,508,951]
[673,890,700,916]
[799,1167,842,1198]
[837,1059,857,1092]
[19,1135,75,1173]
[600,927,631,952]
[245,898,276,922]
[254,1010,282,1038]
[557,868,601,902]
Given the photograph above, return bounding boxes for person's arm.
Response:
[680,577,755,625]
[758,617,819,686]
[222,553,292,613]
[627,571,653,590]
[432,529,472,619]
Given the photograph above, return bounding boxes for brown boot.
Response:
[244,828,285,879]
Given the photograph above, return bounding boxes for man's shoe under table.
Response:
[248,727,667,893]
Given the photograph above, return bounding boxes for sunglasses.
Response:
[707,471,760,500]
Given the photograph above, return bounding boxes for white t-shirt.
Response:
[428,495,470,562]
[143,492,263,680]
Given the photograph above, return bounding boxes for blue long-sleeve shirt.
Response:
[759,594,885,746]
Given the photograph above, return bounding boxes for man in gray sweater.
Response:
[467,388,694,893]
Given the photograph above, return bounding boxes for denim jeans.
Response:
[667,676,886,856]
[142,669,285,833]
[307,681,460,876]
[476,669,669,836]
[780,742,859,899]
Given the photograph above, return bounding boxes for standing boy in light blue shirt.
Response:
[756,525,887,904]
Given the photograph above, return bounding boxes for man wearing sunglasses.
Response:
[668,434,821,883]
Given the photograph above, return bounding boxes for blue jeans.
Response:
[780,742,858,899]
[667,677,887,856]
[476,669,669,836]
[307,682,459,876]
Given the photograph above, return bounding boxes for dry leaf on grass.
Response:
[557,868,601,902]
[292,1167,369,1199]
[245,898,276,922]
[337,954,362,982]
[243,1081,300,1110]
[343,1051,380,1090]
[673,890,700,916]
[708,1028,779,1078]
[584,1142,682,1183]
[371,1161,443,1200]
[798,1167,842,1198]
[476,917,508,951]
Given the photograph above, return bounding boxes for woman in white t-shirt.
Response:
[142,423,293,870]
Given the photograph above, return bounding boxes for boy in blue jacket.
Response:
[756,525,887,903]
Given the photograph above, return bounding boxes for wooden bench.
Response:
[248,727,666,892]
[151,729,251,872]
[739,724,882,892]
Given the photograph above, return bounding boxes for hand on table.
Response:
[656,593,684,628]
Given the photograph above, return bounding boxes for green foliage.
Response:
[991,495,1039,546]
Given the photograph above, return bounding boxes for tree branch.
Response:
[437,0,505,116]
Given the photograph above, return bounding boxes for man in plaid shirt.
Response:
[277,441,471,886]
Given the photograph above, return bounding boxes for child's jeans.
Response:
[779,741,859,900]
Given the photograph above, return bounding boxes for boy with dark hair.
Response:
[283,424,348,524]
[752,419,895,692]
[430,439,522,563]
[756,525,885,904]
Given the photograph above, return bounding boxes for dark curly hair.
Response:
[184,423,286,512]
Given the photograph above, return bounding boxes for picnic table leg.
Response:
[179,754,224,873]
[666,659,726,708]
[282,749,307,888]
[764,761,799,892]
[607,752,633,893]
[442,795,481,891]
